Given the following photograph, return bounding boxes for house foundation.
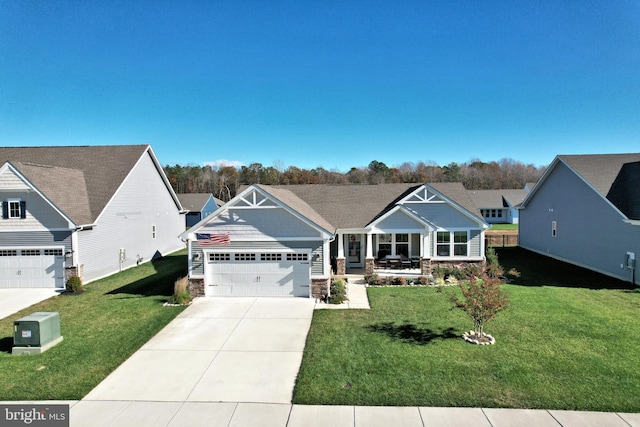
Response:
[421,258,485,276]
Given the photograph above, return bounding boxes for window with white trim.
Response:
[0,250,17,256]
[3,199,25,219]
[436,232,450,256]
[44,249,63,256]
[395,233,409,257]
[453,231,468,256]
[436,231,469,257]
[261,253,282,261]
[377,233,411,257]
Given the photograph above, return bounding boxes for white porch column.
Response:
[419,233,424,258]
[366,233,373,258]
[337,233,344,258]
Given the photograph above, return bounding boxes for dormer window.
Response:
[2,199,26,219]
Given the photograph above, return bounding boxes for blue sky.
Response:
[1,1,639,172]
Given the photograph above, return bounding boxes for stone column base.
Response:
[336,257,346,276]
[188,278,205,297]
[365,258,375,275]
[312,278,330,300]
[420,258,432,276]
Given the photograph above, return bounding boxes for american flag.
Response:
[196,232,231,246]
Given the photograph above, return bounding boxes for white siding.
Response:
[78,151,184,282]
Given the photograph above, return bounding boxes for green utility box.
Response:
[12,312,63,355]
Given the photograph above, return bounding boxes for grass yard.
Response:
[294,248,640,411]
[488,224,519,231]
[0,250,188,400]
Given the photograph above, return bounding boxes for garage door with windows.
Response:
[205,251,311,297]
[0,248,65,288]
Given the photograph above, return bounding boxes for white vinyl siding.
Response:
[77,151,184,282]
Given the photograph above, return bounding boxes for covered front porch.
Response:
[331,230,431,276]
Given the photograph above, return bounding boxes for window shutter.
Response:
[20,201,26,219]
[2,201,7,219]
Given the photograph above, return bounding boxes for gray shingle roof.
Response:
[467,189,528,209]
[255,185,336,233]
[257,183,484,230]
[12,162,93,225]
[559,153,640,197]
[559,153,640,220]
[177,193,214,212]
[0,145,152,225]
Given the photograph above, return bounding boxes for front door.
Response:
[347,234,363,268]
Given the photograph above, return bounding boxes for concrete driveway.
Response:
[0,288,62,320]
[82,297,315,404]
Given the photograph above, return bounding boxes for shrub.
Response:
[169,276,192,305]
[364,273,382,286]
[390,276,407,286]
[412,276,431,286]
[65,275,83,293]
[329,279,348,304]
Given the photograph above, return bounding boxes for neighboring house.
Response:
[519,153,640,286]
[467,189,528,224]
[0,145,185,288]
[177,193,222,228]
[180,182,489,298]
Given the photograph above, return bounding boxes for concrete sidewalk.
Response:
[315,277,370,309]
[63,401,640,426]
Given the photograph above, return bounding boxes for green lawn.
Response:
[488,224,518,231]
[0,250,188,400]
[293,248,640,411]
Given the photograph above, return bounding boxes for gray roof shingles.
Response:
[467,189,528,209]
[0,145,150,225]
[559,153,640,220]
[177,193,214,212]
[257,182,484,231]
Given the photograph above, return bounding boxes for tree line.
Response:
[164,158,546,202]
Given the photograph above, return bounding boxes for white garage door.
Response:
[0,249,65,288]
[205,251,311,297]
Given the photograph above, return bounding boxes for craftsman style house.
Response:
[0,145,185,288]
[181,183,489,298]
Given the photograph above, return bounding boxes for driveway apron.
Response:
[83,297,315,404]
